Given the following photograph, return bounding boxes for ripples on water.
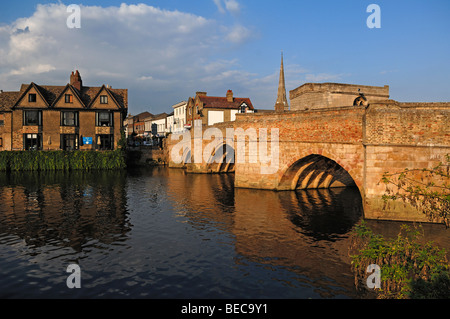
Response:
[1,167,445,299]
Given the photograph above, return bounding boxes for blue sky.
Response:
[0,0,449,115]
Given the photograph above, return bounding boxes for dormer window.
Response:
[100,95,108,104]
[28,93,36,103]
[65,94,73,103]
[240,102,248,113]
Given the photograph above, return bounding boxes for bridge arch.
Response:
[277,153,360,193]
[181,147,191,167]
[205,143,235,173]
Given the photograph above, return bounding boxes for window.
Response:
[0,120,4,126]
[61,111,79,126]
[240,102,248,113]
[28,93,36,103]
[65,94,73,103]
[96,134,113,150]
[100,95,108,104]
[24,133,42,150]
[61,134,79,151]
[23,110,42,126]
[96,111,113,127]
[0,137,2,147]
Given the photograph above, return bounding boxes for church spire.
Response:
[275,51,289,112]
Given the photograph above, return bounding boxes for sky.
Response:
[0,0,449,115]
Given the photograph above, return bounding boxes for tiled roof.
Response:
[0,91,21,112]
[1,83,128,110]
[135,111,153,121]
[151,112,168,120]
[198,96,254,110]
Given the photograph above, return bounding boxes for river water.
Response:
[0,167,448,299]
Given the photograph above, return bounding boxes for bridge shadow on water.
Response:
[281,187,363,242]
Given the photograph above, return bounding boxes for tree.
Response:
[380,154,450,227]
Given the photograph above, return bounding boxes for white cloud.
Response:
[214,0,241,15]
[224,24,253,44]
[0,3,330,113]
[0,3,253,112]
[224,0,241,14]
[9,64,56,76]
[213,0,225,13]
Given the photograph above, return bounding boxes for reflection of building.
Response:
[186,90,254,127]
[0,70,128,151]
[0,170,130,251]
[164,168,363,298]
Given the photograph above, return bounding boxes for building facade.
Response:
[172,101,187,133]
[0,70,128,151]
[186,90,254,128]
[150,113,169,137]
[165,112,174,134]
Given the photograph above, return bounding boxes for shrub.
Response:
[349,220,449,299]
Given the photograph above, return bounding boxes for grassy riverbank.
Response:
[0,150,126,171]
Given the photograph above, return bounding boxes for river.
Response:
[0,167,448,299]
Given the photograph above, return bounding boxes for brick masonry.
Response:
[166,100,450,224]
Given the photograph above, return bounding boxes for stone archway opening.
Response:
[181,148,191,168]
[279,154,357,190]
[206,143,235,173]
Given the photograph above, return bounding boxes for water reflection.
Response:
[0,170,131,253]
[0,167,388,298]
[165,169,363,298]
[283,188,363,241]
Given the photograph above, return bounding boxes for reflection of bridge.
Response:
[168,100,450,223]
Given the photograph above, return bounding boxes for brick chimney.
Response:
[226,89,233,102]
[70,70,83,92]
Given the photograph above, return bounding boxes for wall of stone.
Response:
[363,101,450,222]
[289,83,390,111]
[0,113,12,151]
[365,101,450,146]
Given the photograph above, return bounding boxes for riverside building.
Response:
[0,70,128,151]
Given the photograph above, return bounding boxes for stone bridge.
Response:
[167,100,450,223]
